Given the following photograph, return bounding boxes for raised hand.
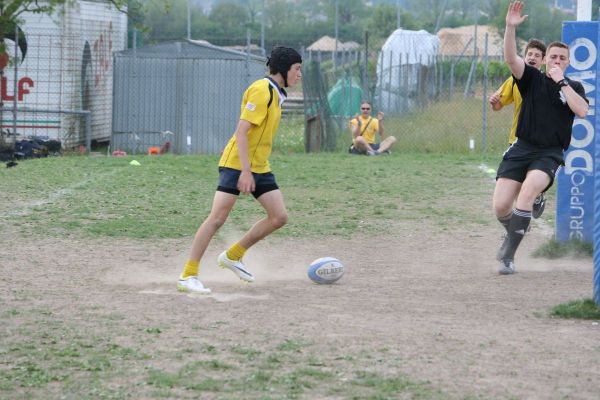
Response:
[377,111,384,121]
[547,66,565,83]
[506,1,528,27]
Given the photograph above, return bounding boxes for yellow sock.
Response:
[181,260,199,279]
[226,242,246,261]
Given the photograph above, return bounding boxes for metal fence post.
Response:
[245,28,251,86]
[85,110,91,150]
[481,33,489,153]
[377,51,383,109]
[388,50,393,111]
[364,31,369,101]
[449,62,455,101]
[12,24,18,136]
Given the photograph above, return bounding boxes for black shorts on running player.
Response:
[496,139,563,192]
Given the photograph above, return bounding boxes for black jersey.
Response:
[514,64,587,150]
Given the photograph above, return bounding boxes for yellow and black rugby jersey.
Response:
[350,116,379,144]
[219,77,287,173]
[496,76,522,144]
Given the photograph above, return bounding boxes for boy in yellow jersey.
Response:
[489,38,547,219]
[348,101,396,155]
[177,47,302,294]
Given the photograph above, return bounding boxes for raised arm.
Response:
[562,84,589,118]
[546,66,589,118]
[504,1,527,80]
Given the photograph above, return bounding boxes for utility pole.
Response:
[334,0,338,71]
[396,0,401,29]
[187,0,191,40]
[261,0,265,56]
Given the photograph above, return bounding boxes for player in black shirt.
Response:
[493,1,589,275]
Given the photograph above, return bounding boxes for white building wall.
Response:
[1,1,127,146]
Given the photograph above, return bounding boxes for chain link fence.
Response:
[1,29,95,151]
[0,22,517,158]
[301,31,515,155]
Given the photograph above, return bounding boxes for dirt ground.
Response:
[2,203,599,399]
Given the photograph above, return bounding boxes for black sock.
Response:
[504,208,531,260]
[497,213,511,233]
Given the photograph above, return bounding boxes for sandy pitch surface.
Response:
[1,213,598,399]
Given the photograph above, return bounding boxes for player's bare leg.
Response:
[238,189,288,249]
[376,136,396,154]
[189,191,238,261]
[178,191,238,293]
[353,136,376,155]
[218,189,288,283]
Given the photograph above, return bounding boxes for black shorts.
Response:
[496,140,563,191]
[217,167,279,199]
[348,143,380,155]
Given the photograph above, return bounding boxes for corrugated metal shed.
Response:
[111,40,267,154]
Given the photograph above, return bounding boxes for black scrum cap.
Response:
[267,46,302,87]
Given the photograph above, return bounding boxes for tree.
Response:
[209,2,249,42]
[323,0,365,25]
[264,0,291,32]
[367,3,418,40]
[1,1,74,59]
[592,0,600,20]
[489,0,573,44]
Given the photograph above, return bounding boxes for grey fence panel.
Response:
[111,41,267,155]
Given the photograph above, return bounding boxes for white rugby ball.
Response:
[307,257,344,284]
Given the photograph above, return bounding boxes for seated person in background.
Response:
[349,101,396,155]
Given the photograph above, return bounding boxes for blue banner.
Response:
[556,22,598,242]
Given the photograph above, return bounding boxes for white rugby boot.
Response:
[177,276,211,294]
[217,251,255,282]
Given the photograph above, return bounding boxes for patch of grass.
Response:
[299,97,513,154]
[146,368,179,388]
[5,360,61,388]
[277,338,306,352]
[294,367,334,380]
[230,344,262,360]
[351,370,443,399]
[184,377,224,391]
[0,153,496,240]
[550,299,600,320]
[0,307,152,397]
[0,307,456,399]
[533,239,593,259]
[274,114,305,154]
